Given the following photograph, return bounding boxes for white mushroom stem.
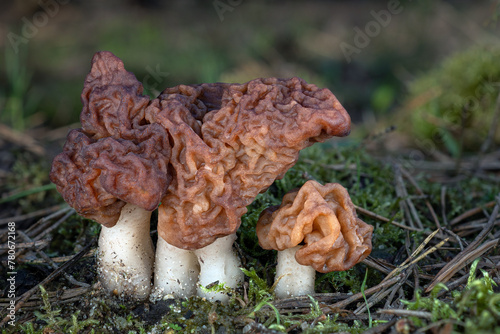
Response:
[97,203,154,300]
[195,234,243,303]
[274,246,316,299]
[152,237,200,299]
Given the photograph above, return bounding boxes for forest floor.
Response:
[0,129,499,333]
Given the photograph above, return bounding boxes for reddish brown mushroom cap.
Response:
[50,52,171,227]
[50,128,171,227]
[148,78,352,250]
[80,51,151,140]
[256,180,373,273]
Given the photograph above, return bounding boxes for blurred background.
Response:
[0,0,499,168]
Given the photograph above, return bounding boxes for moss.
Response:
[398,44,500,156]
[402,261,500,333]
[2,153,55,212]
[3,141,500,333]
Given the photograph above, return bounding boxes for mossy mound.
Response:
[398,44,500,156]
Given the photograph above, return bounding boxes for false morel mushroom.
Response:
[50,52,171,299]
[256,180,373,298]
[146,78,352,301]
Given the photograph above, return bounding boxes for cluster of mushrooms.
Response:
[50,51,373,302]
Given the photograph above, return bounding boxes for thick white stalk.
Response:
[274,246,316,298]
[195,234,243,303]
[152,237,200,299]
[97,203,154,300]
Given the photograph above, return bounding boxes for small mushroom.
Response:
[256,180,373,298]
[50,52,171,299]
[147,78,352,302]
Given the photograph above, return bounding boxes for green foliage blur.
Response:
[2,1,496,131]
[397,45,500,157]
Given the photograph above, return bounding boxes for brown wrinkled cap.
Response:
[80,51,151,140]
[148,77,352,250]
[256,180,373,273]
[50,51,171,227]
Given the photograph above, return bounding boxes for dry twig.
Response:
[17,230,90,288]
[378,308,433,319]
[400,166,442,230]
[0,124,46,156]
[0,205,65,226]
[426,198,500,292]
[0,287,90,309]
[321,274,403,313]
[354,205,422,232]
[393,163,423,229]
[0,239,49,250]
[450,200,496,226]
[425,238,499,293]
[383,229,448,283]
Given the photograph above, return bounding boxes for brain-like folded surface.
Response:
[148,78,352,249]
[256,180,373,272]
[50,52,171,227]
[80,52,151,140]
